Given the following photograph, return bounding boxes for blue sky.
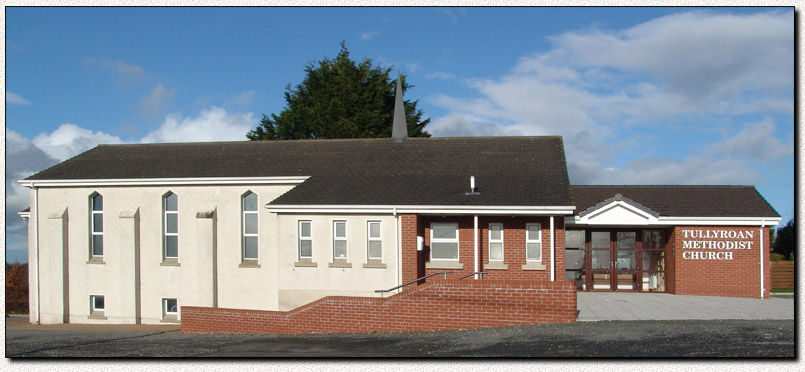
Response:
[5,7,795,263]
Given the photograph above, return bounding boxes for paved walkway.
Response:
[577,292,794,320]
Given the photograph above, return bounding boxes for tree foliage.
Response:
[772,219,796,260]
[5,263,29,314]
[247,43,430,140]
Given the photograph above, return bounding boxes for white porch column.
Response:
[474,215,479,279]
[550,216,555,282]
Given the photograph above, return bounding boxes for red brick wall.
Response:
[181,280,576,334]
[418,216,565,282]
[400,214,425,283]
[672,226,770,298]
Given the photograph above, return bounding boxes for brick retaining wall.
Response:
[181,280,576,334]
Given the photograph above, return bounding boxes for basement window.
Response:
[89,295,106,319]
[162,298,179,323]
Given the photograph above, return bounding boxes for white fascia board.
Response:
[17,176,310,188]
[658,216,782,226]
[265,205,576,215]
[566,215,782,227]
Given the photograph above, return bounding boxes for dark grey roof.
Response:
[571,185,779,218]
[27,137,573,207]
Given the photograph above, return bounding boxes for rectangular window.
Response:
[91,193,103,257]
[163,193,179,259]
[488,223,503,261]
[242,192,258,261]
[90,295,105,318]
[333,221,347,259]
[526,223,542,261]
[162,298,179,322]
[367,221,382,259]
[299,221,312,259]
[430,223,459,260]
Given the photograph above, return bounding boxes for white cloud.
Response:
[141,106,257,143]
[429,10,793,189]
[709,118,793,160]
[32,123,122,161]
[426,71,456,80]
[5,130,61,263]
[138,84,175,118]
[361,31,380,40]
[225,90,256,107]
[406,63,421,73]
[84,57,146,85]
[7,92,31,105]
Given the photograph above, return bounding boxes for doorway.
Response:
[565,229,667,292]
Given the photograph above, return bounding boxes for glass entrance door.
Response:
[615,232,638,290]
[590,231,612,290]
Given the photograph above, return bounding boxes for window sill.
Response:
[88,313,107,320]
[294,259,317,267]
[161,258,180,266]
[484,261,508,270]
[425,261,464,270]
[363,259,386,269]
[239,260,261,268]
[328,260,352,268]
[521,262,546,271]
[87,257,105,265]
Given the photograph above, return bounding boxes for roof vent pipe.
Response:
[466,176,480,195]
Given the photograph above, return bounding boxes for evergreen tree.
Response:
[773,219,796,260]
[247,42,430,140]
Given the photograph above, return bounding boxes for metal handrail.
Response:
[456,271,488,280]
[375,271,453,293]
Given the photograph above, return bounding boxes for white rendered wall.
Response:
[30,184,294,324]
[275,214,399,310]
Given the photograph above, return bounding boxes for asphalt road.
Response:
[4,319,795,357]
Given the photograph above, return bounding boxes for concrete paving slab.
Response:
[577,292,794,321]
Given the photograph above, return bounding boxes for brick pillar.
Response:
[400,214,420,283]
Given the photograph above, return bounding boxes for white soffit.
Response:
[17,176,310,188]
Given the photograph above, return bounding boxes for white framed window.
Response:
[488,223,503,261]
[242,192,258,261]
[90,295,105,316]
[430,223,459,260]
[90,193,103,257]
[163,298,178,318]
[299,221,312,259]
[526,223,542,261]
[163,192,179,259]
[333,221,347,259]
[367,221,382,260]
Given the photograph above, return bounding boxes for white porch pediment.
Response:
[575,194,660,226]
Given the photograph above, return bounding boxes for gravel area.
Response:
[4,319,795,357]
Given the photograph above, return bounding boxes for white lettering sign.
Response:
[680,229,755,261]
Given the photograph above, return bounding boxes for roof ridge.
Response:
[571,185,756,189]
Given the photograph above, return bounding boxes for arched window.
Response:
[90,193,103,257]
[163,192,179,259]
[242,192,258,261]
